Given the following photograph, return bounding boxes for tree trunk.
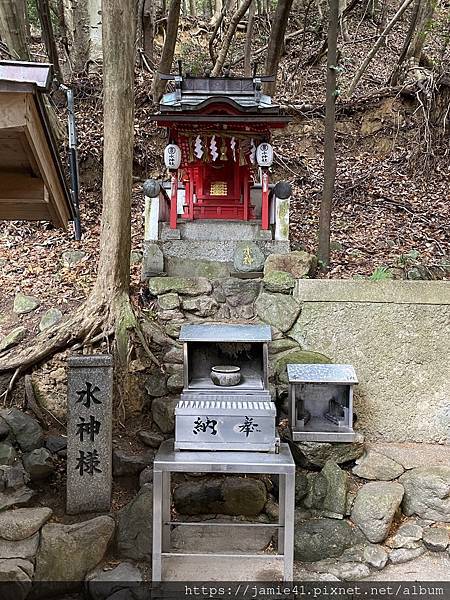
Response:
[189,0,197,16]
[263,0,294,96]
[0,0,29,59]
[347,0,414,96]
[36,0,63,82]
[63,0,102,72]
[211,0,253,76]
[152,0,181,101]
[211,0,223,25]
[243,0,256,76]
[317,0,338,268]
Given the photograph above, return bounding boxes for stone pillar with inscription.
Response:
[67,355,113,514]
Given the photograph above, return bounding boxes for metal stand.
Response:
[152,440,295,583]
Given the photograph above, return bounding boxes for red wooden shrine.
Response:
[153,74,289,230]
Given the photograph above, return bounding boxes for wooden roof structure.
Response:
[0,61,74,227]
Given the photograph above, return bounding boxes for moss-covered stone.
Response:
[0,327,27,352]
[13,294,40,315]
[264,250,317,279]
[148,276,212,297]
[263,270,296,294]
[268,338,300,355]
[255,292,301,332]
[275,349,332,383]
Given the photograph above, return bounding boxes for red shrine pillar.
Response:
[169,171,178,229]
[261,168,270,230]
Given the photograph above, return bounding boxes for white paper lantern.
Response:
[256,143,274,167]
[164,144,182,170]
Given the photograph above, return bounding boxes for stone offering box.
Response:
[175,323,279,452]
[287,364,358,442]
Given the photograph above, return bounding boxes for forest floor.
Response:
[0,1,449,342]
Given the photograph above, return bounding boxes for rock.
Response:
[387,522,423,549]
[264,250,317,278]
[174,477,267,516]
[45,435,67,455]
[0,409,43,453]
[158,293,180,311]
[0,418,10,441]
[163,346,183,364]
[165,321,184,338]
[0,558,33,600]
[351,481,404,543]
[85,562,143,600]
[307,460,348,519]
[13,293,40,315]
[255,292,301,332]
[233,242,265,272]
[148,276,212,297]
[389,546,425,564]
[143,370,168,398]
[0,533,39,560]
[62,249,87,267]
[328,562,371,581]
[217,278,261,307]
[22,448,54,481]
[422,527,449,552]
[0,444,16,466]
[39,308,63,331]
[182,295,218,317]
[292,437,365,468]
[295,472,309,505]
[137,430,164,449]
[167,371,184,393]
[139,467,153,487]
[35,516,115,581]
[130,250,143,265]
[294,518,362,562]
[0,508,52,541]
[142,243,164,277]
[265,496,279,521]
[269,339,299,355]
[0,488,34,512]
[113,449,154,477]
[0,327,27,352]
[263,270,296,294]
[399,466,450,522]
[274,349,332,384]
[115,484,152,561]
[0,464,29,490]
[158,308,184,321]
[151,397,176,433]
[363,544,388,569]
[353,450,404,481]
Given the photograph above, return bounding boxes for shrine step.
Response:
[160,220,267,242]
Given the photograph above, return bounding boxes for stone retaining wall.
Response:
[293,280,450,443]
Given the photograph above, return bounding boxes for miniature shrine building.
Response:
[149,75,289,238]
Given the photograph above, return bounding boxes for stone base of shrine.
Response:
[142,220,290,279]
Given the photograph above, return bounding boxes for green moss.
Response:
[275,349,332,383]
[263,270,296,294]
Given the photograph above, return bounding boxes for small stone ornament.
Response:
[210,365,241,387]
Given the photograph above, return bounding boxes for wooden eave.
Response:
[0,88,73,228]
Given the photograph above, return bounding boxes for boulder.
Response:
[85,562,143,600]
[34,516,115,581]
[0,558,33,600]
[0,327,27,352]
[115,484,153,561]
[0,464,29,490]
[351,481,404,543]
[173,477,267,516]
[295,472,309,505]
[255,292,301,332]
[0,443,16,466]
[0,418,10,441]
[163,346,183,364]
[363,545,388,570]
[0,408,43,452]
[139,467,153,487]
[0,488,34,512]
[399,466,450,522]
[302,460,347,519]
[268,339,299,355]
[158,293,180,311]
[151,397,176,433]
[13,293,40,315]
[353,450,404,481]
[113,449,154,477]
[422,527,449,552]
[22,448,55,481]
[275,350,332,384]
[388,546,425,564]
[0,508,52,541]
[45,435,67,455]
[182,295,218,317]
[143,371,168,398]
[0,533,39,560]
[167,371,184,393]
[263,270,296,294]
[294,518,362,562]
[142,243,164,277]
[62,250,87,268]
[39,308,63,332]
[216,278,260,307]
[264,250,317,278]
[291,438,365,469]
[386,522,423,549]
[233,242,265,273]
[148,277,212,297]
[137,430,164,449]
